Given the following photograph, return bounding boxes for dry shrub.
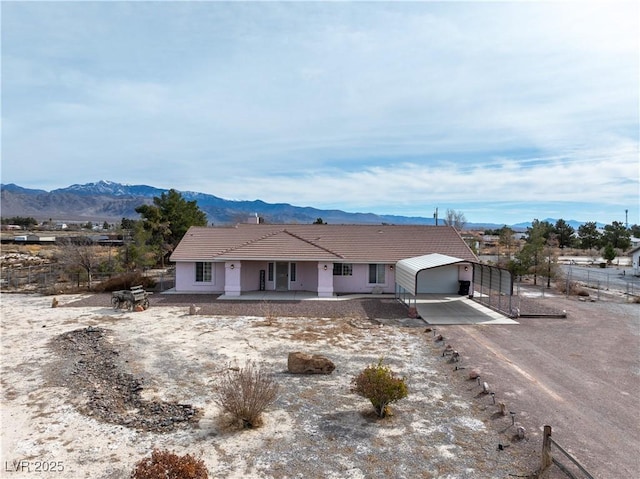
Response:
[94,272,156,292]
[213,361,279,429]
[131,449,208,479]
[557,280,589,297]
[352,358,408,418]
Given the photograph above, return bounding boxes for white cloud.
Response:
[1,1,638,224]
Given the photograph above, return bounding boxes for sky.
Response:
[1,1,638,226]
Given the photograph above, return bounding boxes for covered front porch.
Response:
[222,260,335,298]
[216,290,392,301]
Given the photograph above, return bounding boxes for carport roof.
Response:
[395,253,471,296]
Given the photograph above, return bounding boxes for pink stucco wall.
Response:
[174,261,399,294]
[174,262,225,293]
[332,263,396,294]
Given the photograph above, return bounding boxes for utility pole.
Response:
[625,209,628,229]
[434,207,438,226]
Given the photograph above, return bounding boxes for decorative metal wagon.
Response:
[111,285,150,311]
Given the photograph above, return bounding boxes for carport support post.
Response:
[540,425,553,472]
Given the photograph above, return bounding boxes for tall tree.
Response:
[600,221,631,250]
[577,221,601,250]
[553,219,575,249]
[520,219,549,285]
[498,225,515,259]
[135,189,208,265]
[525,219,554,244]
[443,209,467,230]
[119,221,157,271]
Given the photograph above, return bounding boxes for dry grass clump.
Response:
[131,449,208,479]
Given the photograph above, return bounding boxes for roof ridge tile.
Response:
[215,228,286,257]
[283,229,344,259]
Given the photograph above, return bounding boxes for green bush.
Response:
[352,358,408,418]
[213,361,279,429]
[131,449,208,479]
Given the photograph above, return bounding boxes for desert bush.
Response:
[212,361,279,429]
[352,358,408,418]
[556,280,589,297]
[131,449,208,479]
[93,272,156,292]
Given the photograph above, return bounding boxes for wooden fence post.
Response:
[540,425,553,472]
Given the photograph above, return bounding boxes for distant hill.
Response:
[511,218,606,230]
[1,180,450,226]
[0,180,590,229]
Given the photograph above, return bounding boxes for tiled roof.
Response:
[170,224,478,263]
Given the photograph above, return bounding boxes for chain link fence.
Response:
[562,265,639,301]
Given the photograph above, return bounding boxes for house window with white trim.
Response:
[290,263,297,282]
[268,263,274,281]
[333,263,353,276]
[368,264,385,284]
[195,262,212,282]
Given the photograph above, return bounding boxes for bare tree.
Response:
[443,209,467,230]
[57,237,104,290]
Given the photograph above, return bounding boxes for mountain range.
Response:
[0,180,591,230]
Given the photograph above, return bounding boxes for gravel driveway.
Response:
[435,293,639,479]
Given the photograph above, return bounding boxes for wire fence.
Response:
[562,265,639,301]
[0,264,175,293]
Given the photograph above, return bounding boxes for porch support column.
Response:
[224,261,241,297]
[317,262,334,298]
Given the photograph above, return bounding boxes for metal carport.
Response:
[395,253,516,324]
[395,253,469,301]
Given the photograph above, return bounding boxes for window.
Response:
[268,263,274,281]
[195,262,212,282]
[368,264,385,284]
[290,263,297,282]
[333,263,353,276]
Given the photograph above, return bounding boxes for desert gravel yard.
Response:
[0,293,541,479]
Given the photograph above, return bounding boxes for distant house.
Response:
[630,245,640,276]
[170,224,477,297]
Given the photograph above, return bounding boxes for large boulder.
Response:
[287,352,335,375]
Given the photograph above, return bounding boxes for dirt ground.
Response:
[437,291,640,479]
[0,290,637,478]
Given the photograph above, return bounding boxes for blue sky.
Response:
[2,1,638,226]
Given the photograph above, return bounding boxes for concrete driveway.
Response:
[415,294,518,325]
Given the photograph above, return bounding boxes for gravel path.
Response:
[64,293,415,319]
[63,291,564,319]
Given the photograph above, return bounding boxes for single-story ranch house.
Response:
[170,223,478,298]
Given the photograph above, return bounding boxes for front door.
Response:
[275,262,289,291]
